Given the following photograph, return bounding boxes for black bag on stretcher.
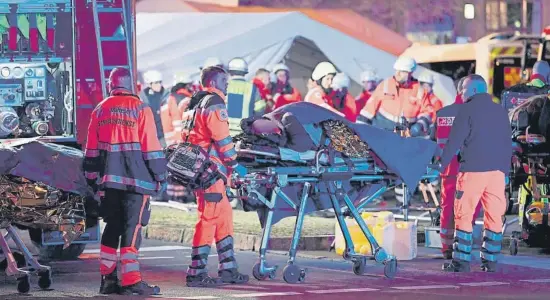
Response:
[501,83,550,113]
[165,94,225,190]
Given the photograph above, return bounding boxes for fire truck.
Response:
[0,0,136,260]
[402,30,550,104]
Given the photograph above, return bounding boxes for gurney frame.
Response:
[0,224,52,293]
[233,148,438,283]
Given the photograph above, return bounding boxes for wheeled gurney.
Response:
[229,103,439,283]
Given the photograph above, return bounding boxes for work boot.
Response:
[442,229,472,273]
[118,281,160,295]
[186,273,223,287]
[480,229,502,273]
[442,259,471,272]
[219,268,249,284]
[186,245,222,287]
[99,269,120,295]
[216,236,249,284]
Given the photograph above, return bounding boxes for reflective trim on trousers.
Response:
[85,149,99,157]
[219,261,238,271]
[480,251,498,262]
[453,250,472,262]
[191,245,211,256]
[216,236,233,250]
[85,171,98,180]
[218,249,235,261]
[484,229,503,241]
[187,267,208,276]
[190,258,208,268]
[121,252,138,261]
[121,262,140,274]
[100,252,118,261]
[100,245,117,275]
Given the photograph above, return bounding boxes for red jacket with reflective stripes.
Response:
[83,89,167,195]
[181,88,238,182]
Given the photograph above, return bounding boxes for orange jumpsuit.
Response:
[422,91,443,122]
[355,90,371,117]
[358,77,433,131]
[181,87,239,277]
[84,90,166,287]
[160,95,183,146]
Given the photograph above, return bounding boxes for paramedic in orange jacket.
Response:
[84,67,165,296]
[357,56,433,134]
[268,63,302,111]
[418,74,443,121]
[304,61,338,110]
[181,66,249,287]
[323,72,358,122]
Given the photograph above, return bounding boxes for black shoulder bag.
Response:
[165,95,223,190]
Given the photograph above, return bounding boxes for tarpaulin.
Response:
[0,138,93,197]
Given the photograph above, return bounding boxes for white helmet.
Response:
[360,70,378,82]
[228,57,248,73]
[311,61,337,81]
[393,56,417,73]
[273,63,290,74]
[418,74,434,84]
[331,73,350,90]
[202,57,223,69]
[143,70,163,84]
[173,72,193,85]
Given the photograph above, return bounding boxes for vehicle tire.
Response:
[28,228,87,261]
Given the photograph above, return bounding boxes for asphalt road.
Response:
[1,238,550,300]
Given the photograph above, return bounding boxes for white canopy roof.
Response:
[136,12,456,103]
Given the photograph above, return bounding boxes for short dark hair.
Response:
[200,66,227,87]
[255,68,270,77]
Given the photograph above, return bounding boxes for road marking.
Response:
[84,246,190,254]
[307,288,379,294]
[221,285,269,290]
[185,255,218,258]
[459,282,509,287]
[392,285,459,290]
[139,256,175,260]
[151,296,220,300]
[306,266,409,280]
[520,278,550,283]
[229,292,303,298]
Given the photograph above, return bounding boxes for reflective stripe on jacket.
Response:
[181,88,238,182]
[359,77,433,130]
[226,78,261,135]
[83,91,167,195]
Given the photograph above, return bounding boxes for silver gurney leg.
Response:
[0,225,52,293]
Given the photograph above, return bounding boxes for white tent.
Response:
[137,12,456,103]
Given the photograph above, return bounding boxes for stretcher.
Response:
[231,139,438,283]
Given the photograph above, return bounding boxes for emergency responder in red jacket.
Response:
[84,67,166,296]
[268,63,302,111]
[181,66,249,287]
[355,70,379,115]
[304,61,338,109]
[358,56,433,135]
[252,67,272,113]
[435,76,482,259]
[323,73,357,122]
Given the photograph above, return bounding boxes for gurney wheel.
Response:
[252,263,269,281]
[38,269,52,290]
[383,259,397,279]
[283,264,306,284]
[17,275,30,294]
[509,238,519,256]
[352,257,366,276]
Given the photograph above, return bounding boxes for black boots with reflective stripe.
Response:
[217,236,249,284]
[99,267,120,295]
[480,229,502,272]
[442,229,472,272]
[186,245,222,287]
